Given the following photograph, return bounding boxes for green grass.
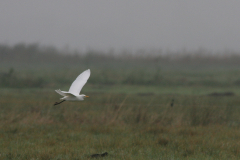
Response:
[2,124,240,159]
[1,48,240,159]
[1,88,240,159]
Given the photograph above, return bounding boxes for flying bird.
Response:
[54,69,90,106]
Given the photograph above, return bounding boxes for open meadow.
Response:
[1,44,240,159]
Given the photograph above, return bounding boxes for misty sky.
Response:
[1,1,240,53]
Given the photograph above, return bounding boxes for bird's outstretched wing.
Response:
[55,89,66,96]
[68,69,91,95]
[55,89,76,96]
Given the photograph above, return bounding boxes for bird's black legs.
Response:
[54,100,66,106]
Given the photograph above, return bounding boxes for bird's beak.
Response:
[85,95,89,98]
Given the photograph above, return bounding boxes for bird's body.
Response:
[54,69,90,105]
[55,89,87,101]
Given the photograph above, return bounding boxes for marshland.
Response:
[1,44,240,159]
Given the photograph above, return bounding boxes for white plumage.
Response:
[54,69,90,105]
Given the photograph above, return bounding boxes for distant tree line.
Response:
[1,43,240,65]
[1,43,240,88]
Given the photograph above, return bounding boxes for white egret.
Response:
[54,69,90,106]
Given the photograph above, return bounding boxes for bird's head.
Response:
[79,94,89,99]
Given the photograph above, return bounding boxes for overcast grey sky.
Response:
[1,1,240,53]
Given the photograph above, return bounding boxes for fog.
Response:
[1,1,240,53]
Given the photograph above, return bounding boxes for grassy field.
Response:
[1,86,240,159]
[1,45,240,159]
